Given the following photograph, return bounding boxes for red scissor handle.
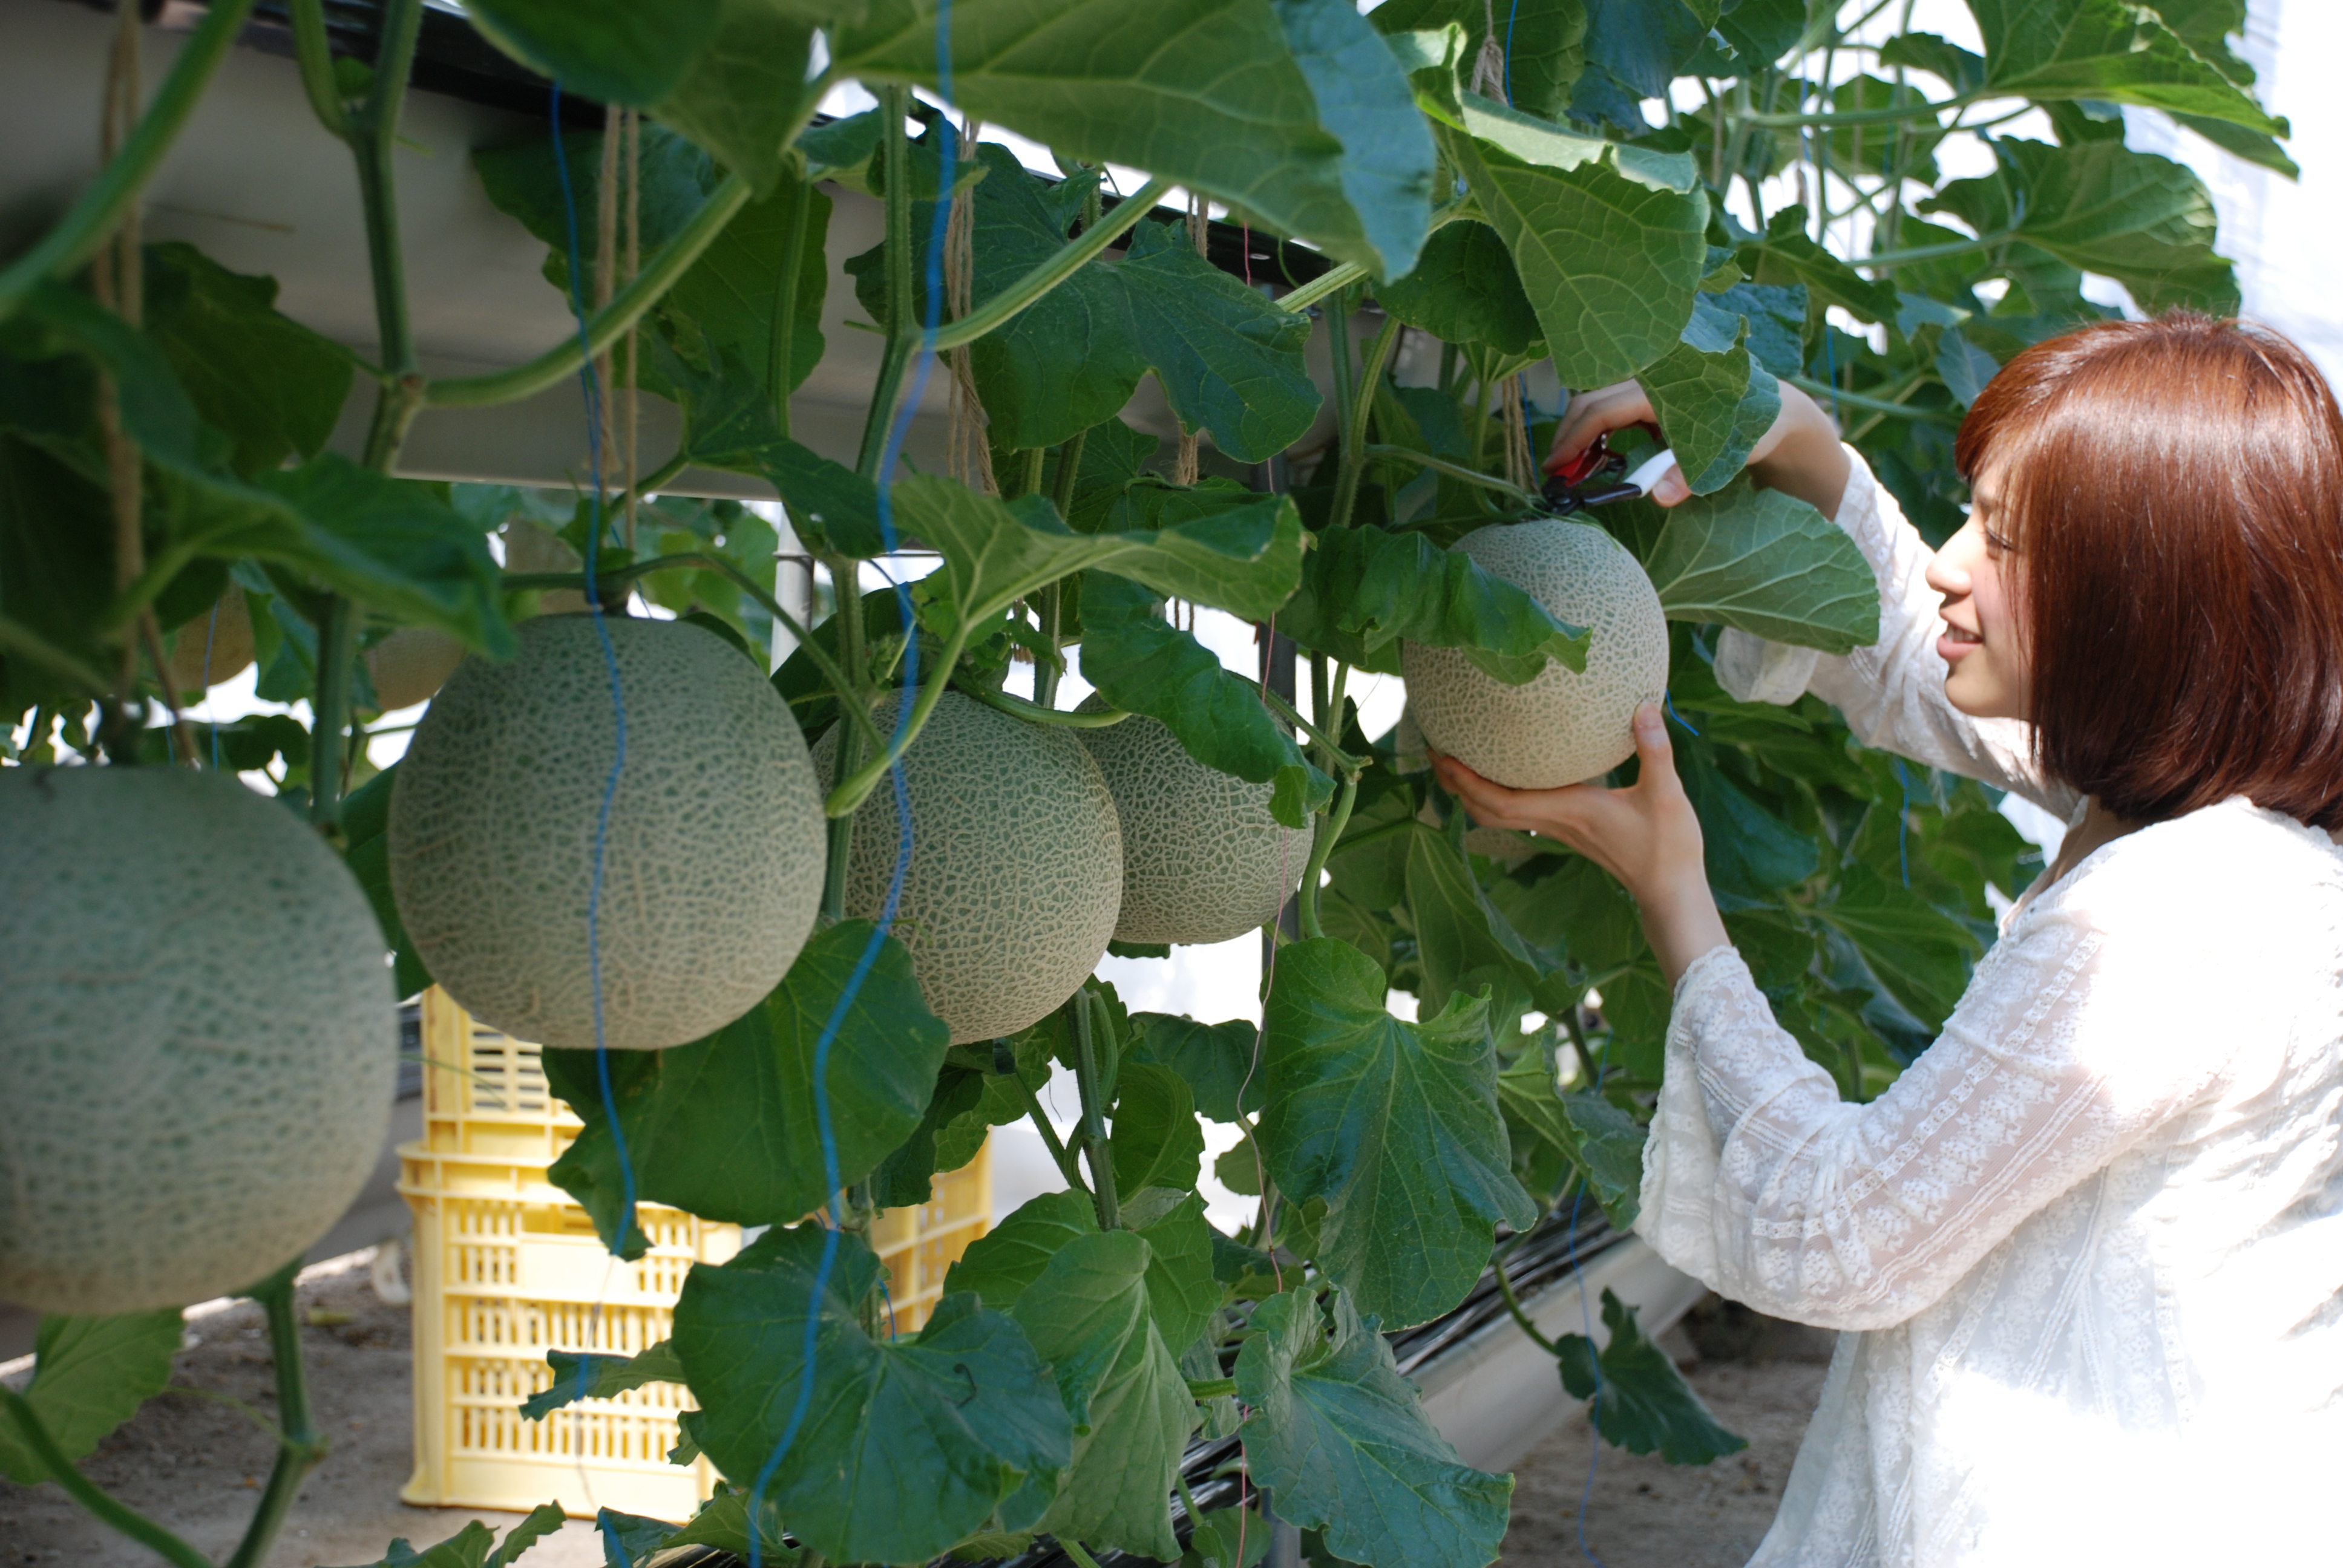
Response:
[1546,433,1613,486]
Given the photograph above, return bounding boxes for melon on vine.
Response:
[165,586,254,693]
[1075,698,1306,946]
[1401,520,1668,789]
[365,626,468,713]
[389,614,825,1051]
[813,690,1121,1044]
[0,768,396,1313]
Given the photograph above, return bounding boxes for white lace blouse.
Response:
[1643,450,2343,1567]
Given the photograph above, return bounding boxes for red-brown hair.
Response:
[1955,313,2343,832]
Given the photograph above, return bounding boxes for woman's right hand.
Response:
[1547,377,1853,519]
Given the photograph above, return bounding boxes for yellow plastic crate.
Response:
[399,988,992,1521]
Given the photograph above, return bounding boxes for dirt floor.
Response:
[2,1258,1833,1568]
[1499,1301,1838,1568]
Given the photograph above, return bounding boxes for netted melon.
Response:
[365,627,468,712]
[1075,699,1306,946]
[1401,520,1667,788]
[0,767,396,1313]
[389,615,825,1051]
[813,690,1122,1044]
[164,586,254,693]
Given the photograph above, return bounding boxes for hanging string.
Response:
[1498,374,1535,491]
[624,108,642,545]
[1174,191,1207,486]
[746,18,961,1561]
[548,85,640,1256]
[943,113,997,495]
[1471,0,1509,102]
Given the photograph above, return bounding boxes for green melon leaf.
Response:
[1078,571,1331,829]
[868,1063,989,1209]
[758,438,885,557]
[518,1341,687,1422]
[1110,1062,1207,1197]
[1556,1289,1746,1464]
[830,0,1423,276]
[1368,0,1585,123]
[542,920,952,1255]
[464,0,723,106]
[1494,1062,1647,1231]
[652,0,819,195]
[321,1503,569,1568]
[1125,1190,1221,1354]
[1118,222,1324,462]
[1235,1287,1512,1568]
[1016,1230,1198,1560]
[1876,31,1984,95]
[1812,864,1985,1031]
[1277,524,1589,683]
[1935,328,1999,407]
[1259,939,1537,1328]
[1373,221,1541,356]
[1404,826,1538,1018]
[674,1227,1071,1566]
[1446,93,1708,388]
[142,242,353,479]
[944,1189,1101,1311]
[0,1310,183,1485]
[1129,1013,1263,1123]
[1737,206,1900,325]
[1970,0,2284,134]
[1640,296,1781,495]
[1642,480,1879,653]
[1677,745,1821,904]
[1271,0,1440,279]
[1579,0,1717,99]
[894,477,1305,629]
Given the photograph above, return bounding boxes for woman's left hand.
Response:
[1430,702,1729,984]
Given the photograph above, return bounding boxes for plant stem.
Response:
[1329,313,1402,533]
[0,1390,212,1568]
[1562,1002,1600,1089]
[1035,581,1063,708]
[818,550,870,922]
[1364,443,1538,507]
[1257,687,1363,774]
[1276,260,1368,316]
[1049,426,1090,519]
[1061,1541,1109,1568]
[931,178,1172,351]
[344,0,426,472]
[1735,89,1981,129]
[824,624,975,817]
[769,176,813,440]
[285,0,350,140]
[427,175,752,410]
[222,1275,329,1568]
[1783,373,1952,419]
[958,682,1127,727]
[1294,773,1357,942]
[857,87,920,478]
[1490,1248,1564,1357]
[0,0,259,325]
[1073,990,1120,1230]
[1006,1073,1089,1195]
[310,596,356,833]
[1860,228,2013,270]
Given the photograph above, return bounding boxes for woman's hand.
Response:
[1548,378,1853,520]
[1430,703,1729,984]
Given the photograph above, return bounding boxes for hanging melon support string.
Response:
[547,83,640,1265]
[746,7,958,1562]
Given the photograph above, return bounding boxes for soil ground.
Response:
[3,1259,1832,1568]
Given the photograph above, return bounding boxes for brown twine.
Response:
[944,116,998,495]
[1499,373,1535,491]
[1472,0,1509,103]
[1173,191,1207,487]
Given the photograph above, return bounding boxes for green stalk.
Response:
[818,550,870,922]
[1007,1073,1089,1195]
[824,622,973,817]
[1490,1244,1565,1358]
[0,0,260,325]
[857,87,920,478]
[1737,90,1980,129]
[1035,581,1063,709]
[1061,1541,1109,1568]
[346,0,426,472]
[1012,446,1046,500]
[1860,229,2012,270]
[1257,686,1362,774]
[1784,373,1951,419]
[1329,313,1403,533]
[931,178,1173,351]
[0,615,111,696]
[310,596,357,833]
[221,1275,328,1568]
[0,1390,211,1568]
[1049,426,1090,519]
[1276,260,1369,316]
[769,177,813,440]
[1294,773,1358,941]
[1561,1002,1601,1089]
[1325,289,1355,452]
[1073,990,1121,1230]
[286,0,352,140]
[1365,443,1536,506]
[960,683,1127,727]
[427,175,752,410]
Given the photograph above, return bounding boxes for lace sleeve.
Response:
[1635,903,2230,1331]
[1714,450,2080,819]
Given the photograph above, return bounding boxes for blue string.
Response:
[1503,0,1522,104]
[1893,759,1913,887]
[744,26,954,1566]
[548,83,640,1255]
[1663,691,1699,737]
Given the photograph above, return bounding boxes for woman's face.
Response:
[1925,462,2031,720]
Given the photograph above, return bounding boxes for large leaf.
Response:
[1447,93,1708,387]
[1640,294,1780,496]
[1679,745,1820,905]
[831,0,1430,276]
[943,1189,1102,1310]
[464,0,723,105]
[1129,1013,1262,1123]
[1236,1288,1512,1568]
[1970,0,2284,134]
[1578,0,1717,99]
[1272,0,1440,278]
[1109,1062,1207,1197]
[1118,222,1323,461]
[543,921,951,1254]
[143,243,352,478]
[944,1187,1214,1353]
[1556,1289,1746,1465]
[1277,524,1588,682]
[0,1310,182,1484]
[652,0,819,195]
[1641,481,1879,653]
[1403,825,1537,1018]
[1373,220,1541,355]
[894,478,1304,629]
[1737,206,1900,325]
[1076,570,1330,828]
[1016,1231,1199,1560]
[1811,864,1984,1030]
[674,1227,1070,1565]
[1259,939,1536,1327]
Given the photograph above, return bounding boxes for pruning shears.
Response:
[1537,432,1679,514]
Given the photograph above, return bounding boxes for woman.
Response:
[1433,316,2343,1566]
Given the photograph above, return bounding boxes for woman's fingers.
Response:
[1545,381,1659,471]
[1628,701,1685,801]
[1650,462,1691,507]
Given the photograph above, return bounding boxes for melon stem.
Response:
[1294,773,1358,942]
[223,1270,327,1568]
[1072,989,1121,1229]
